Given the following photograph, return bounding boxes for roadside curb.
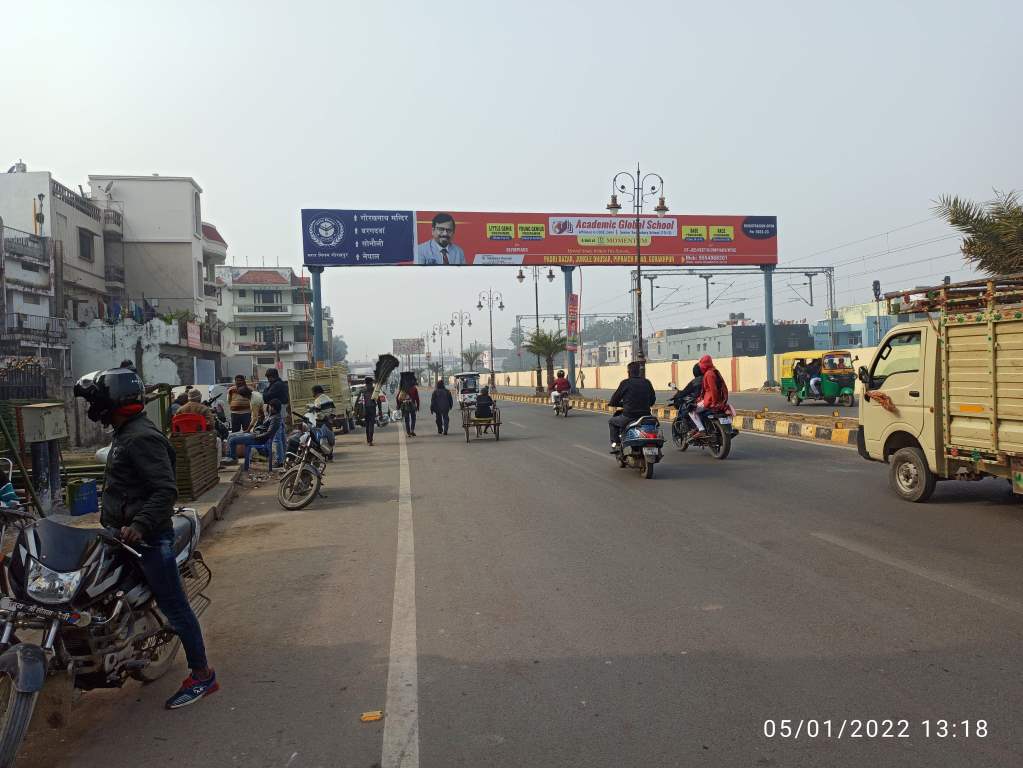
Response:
[494,393,858,448]
[192,466,244,535]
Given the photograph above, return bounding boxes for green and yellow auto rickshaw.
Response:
[779,350,857,407]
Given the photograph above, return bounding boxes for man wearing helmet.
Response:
[550,369,571,408]
[74,368,218,709]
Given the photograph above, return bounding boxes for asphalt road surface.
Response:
[499,384,860,418]
[22,402,1023,767]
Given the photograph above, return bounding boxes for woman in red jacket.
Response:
[689,355,728,435]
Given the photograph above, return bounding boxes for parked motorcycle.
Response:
[552,392,571,417]
[668,386,737,460]
[278,414,329,510]
[202,392,230,441]
[0,506,210,766]
[611,410,664,479]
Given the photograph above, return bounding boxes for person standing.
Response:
[430,379,453,435]
[227,375,253,431]
[361,377,380,446]
[398,382,420,436]
[263,368,289,464]
[74,368,218,708]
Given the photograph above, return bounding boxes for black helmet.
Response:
[74,368,145,425]
[557,370,565,377]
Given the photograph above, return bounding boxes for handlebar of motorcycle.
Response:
[98,528,147,558]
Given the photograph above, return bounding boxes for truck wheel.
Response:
[889,447,936,502]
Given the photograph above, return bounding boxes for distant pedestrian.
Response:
[360,377,380,446]
[430,379,453,435]
[398,382,420,437]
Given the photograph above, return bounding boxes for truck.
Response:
[857,276,1023,502]
[287,364,354,432]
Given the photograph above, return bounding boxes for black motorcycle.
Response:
[668,386,737,460]
[202,391,230,441]
[0,507,211,766]
[611,410,664,479]
[278,414,329,510]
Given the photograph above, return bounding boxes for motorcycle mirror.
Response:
[857,365,870,385]
[668,383,677,391]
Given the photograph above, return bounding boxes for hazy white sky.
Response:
[4,0,1020,360]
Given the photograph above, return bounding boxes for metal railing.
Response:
[236,341,291,353]
[4,313,67,337]
[50,179,100,221]
[1,227,48,264]
[105,264,125,283]
[102,209,123,229]
[203,283,218,297]
[233,304,291,314]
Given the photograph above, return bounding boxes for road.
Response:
[499,385,859,418]
[22,401,1023,767]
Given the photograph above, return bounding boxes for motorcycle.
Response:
[0,506,211,766]
[202,391,230,441]
[611,410,664,479]
[552,392,571,417]
[668,386,737,460]
[278,414,329,510]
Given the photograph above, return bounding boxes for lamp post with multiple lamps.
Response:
[431,322,450,383]
[516,266,555,394]
[450,311,473,371]
[476,289,504,389]
[606,164,669,366]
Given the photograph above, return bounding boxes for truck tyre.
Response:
[889,447,936,502]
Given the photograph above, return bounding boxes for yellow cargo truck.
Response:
[857,277,1023,502]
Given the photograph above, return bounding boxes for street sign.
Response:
[393,337,425,355]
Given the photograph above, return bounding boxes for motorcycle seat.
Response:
[627,415,659,429]
[171,512,197,557]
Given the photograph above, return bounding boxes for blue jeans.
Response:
[140,529,207,671]
[403,410,417,434]
[227,432,271,470]
[274,423,286,466]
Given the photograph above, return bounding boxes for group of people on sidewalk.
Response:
[357,377,496,443]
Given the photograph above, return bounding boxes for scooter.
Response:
[611,410,664,479]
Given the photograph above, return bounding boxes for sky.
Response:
[3,0,1021,362]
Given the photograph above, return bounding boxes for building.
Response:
[217,266,332,379]
[811,301,931,349]
[87,174,226,325]
[603,340,634,364]
[647,323,813,360]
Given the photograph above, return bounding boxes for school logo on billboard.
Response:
[308,216,345,248]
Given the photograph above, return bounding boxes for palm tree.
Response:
[934,190,1023,275]
[523,328,568,391]
[462,343,485,371]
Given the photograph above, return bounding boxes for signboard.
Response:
[566,293,580,353]
[393,337,425,355]
[186,322,201,349]
[302,209,777,267]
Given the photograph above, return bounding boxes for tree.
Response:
[579,317,633,346]
[508,325,525,348]
[523,328,568,391]
[462,342,485,371]
[934,190,1023,275]
[331,335,348,361]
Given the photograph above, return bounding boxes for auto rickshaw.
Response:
[779,350,856,407]
[453,371,481,408]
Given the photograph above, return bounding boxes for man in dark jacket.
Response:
[608,361,656,449]
[263,368,289,462]
[430,379,454,435]
[75,368,218,710]
[361,376,380,445]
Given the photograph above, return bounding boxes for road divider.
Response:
[494,393,858,447]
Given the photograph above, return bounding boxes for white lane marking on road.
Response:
[811,531,1023,616]
[505,419,527,428]
[573,443,614,460]
[381,429,419,768]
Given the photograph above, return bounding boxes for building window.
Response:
[194,192,202,236]
[294,324,310,342]
[256,356,275,365]
[239,327,248,337]
[20,262,39,273]
[23,294,41,305]
[238,289,247,298]
[78,228,94,262]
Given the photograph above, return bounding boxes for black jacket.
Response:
[609,376,656,418]
[102,413,177,538]
[263,378,289,407]
[430,388,454,413]
[670,376,703,408]
[475,394,494,418]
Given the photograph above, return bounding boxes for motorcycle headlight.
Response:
[26,560,84,605]
[299,433,311,446]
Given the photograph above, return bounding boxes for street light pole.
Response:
[606,164,668,368]
[431,322,449,384]
[517,266,555,394]
[476,289,504,389]
[450,311,472,371]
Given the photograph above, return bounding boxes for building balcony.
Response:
[2,232,48,265]
[4,312,67,339]
[105,263,125,286]
[234,304,291,316]
[202,240,227,264]
[203,282,219,298]
[102,209,123,240]
[234,341,292,354]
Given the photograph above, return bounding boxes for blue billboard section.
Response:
[302,209,415,266]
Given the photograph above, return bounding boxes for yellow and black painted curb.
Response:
[495,392,858,447]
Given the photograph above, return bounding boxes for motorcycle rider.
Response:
[550,370,571,407]
[688,355,728,436]
[608,361,656,452]
[74,368,218,709]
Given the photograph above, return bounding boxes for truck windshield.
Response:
[871,332,921,387]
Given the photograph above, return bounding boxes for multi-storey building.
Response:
[216,266,333,379]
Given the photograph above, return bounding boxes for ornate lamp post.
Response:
[516,266,555,393]
[476,289,504,389]
[450,311,473,371]
[606,164,669,365]
[431,322,450,383]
